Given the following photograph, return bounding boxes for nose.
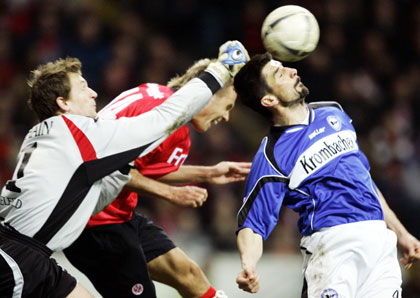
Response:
[90,89,98,100]
[223,111,230,122]
[288,68,297,78]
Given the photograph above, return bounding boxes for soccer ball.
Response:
[261,5,320,62]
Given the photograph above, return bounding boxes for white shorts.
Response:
[300,220,402,298]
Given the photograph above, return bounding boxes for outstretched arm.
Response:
[376,186,420,269]
[158,162,252,185]
[125,169,208,208]
[236,228,263,293]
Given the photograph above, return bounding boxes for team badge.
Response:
[132,283,144,295]
[327,115,341,131]
[321,288,339,298]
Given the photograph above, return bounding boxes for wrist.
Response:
[205,62,232,87]
[157,183,176,202]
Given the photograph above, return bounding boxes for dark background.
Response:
[1,0,420,295]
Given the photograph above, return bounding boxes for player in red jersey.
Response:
[64,56,251,297]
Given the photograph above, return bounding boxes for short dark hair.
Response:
[28,57,82,121]
[233,52,273,122]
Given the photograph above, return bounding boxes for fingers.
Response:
[399,235,420,270]
[401,256,413,270]
[218,41,236,56]
[221,161,252,174]
[231,163,252,175]
[402,250,419,270]
[171,186,207,207]
[217,40,249,76]
[236,270,260,293]
[400,248,420,270]
[185,186,208,208]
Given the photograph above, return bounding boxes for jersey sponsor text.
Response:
[289,130,358,188]
[167,147,188,166]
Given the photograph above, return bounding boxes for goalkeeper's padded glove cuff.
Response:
[205,62,232,87]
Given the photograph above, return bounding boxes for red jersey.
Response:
[87,83,191,228]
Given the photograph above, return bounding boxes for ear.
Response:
[56,97,70,113]
[261,95,279,108]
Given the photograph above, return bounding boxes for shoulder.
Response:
[59,114,93,125]
[138,83,174,98]
[99,84,175,119]
[308,101,351,120]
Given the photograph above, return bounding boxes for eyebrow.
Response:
[272,67,279,78]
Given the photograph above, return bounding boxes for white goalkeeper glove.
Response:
[206,40,250,86]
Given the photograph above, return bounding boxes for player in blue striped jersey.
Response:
[233,53,420,297]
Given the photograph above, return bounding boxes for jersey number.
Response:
[5,142,37,193]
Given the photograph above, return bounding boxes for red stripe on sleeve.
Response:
[62,116,97,162]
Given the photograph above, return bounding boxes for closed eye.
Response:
[274,67,283,78]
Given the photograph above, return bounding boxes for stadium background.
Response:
[1,0,420,296]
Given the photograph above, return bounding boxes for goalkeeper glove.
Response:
[206,40,249,86]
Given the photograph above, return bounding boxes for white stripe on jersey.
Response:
[288,130,358,189]
[144,83,165,99]
[98,83,167,120]
[111,86,140,102]
[0,249,24,298]
[99,93,144,120]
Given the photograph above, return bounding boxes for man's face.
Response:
[262,60,309,106]
[190,85,236,133]
[66,72,98,118]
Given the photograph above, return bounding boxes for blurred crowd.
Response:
[1,0,420,295]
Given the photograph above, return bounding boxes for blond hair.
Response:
[28,57,82,121]
[167,58,215,89]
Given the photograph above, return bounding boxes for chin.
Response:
[191,123,206,133]
[196,127,207,133]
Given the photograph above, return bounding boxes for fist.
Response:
[218,40,250,77]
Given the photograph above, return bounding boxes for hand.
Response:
[168,185,208,208]
[206,40,249,85]
[397,232,420,270]
[208,161,252,184]
[218,40,250,77]
[236,267,260,293]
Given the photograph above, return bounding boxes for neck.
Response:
[272,102,308,126]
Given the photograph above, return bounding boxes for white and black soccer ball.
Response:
[261,5,320,62]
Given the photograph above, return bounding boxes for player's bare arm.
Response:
[376,186,420,269]
[158,162,252,185]
[236,228,262,294]
[125,169,208,208]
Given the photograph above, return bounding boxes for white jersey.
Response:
[0,76,216,251]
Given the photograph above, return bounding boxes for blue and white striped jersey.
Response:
[237,102,384,239]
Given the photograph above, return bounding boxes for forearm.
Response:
[237,228,263,270]
[125,169,177,201]
[90,77,217,159]
[94,171,131,214]
[376,186,408,238]
[158,165,215,184]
